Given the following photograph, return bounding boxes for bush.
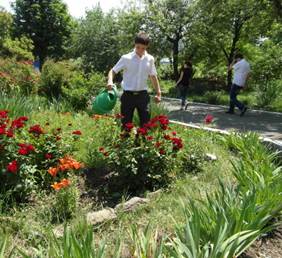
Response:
[40,59,105,110]
[203,90,225,105]
[0,58,39,95]
[157,64,174,80]
[96,115,184,192]
[256,80,282,108]
[0,110,83,203]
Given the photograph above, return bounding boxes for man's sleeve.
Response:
[113,56,125,73]
[149,58,157,76]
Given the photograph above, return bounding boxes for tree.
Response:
[198,0,272,87]
[145,0,197,80]
[70,6,121,74]
[12,0,73,67]
[0,7,33,60]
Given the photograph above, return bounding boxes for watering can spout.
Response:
[92,85,118,115]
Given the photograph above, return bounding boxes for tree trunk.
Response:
[224,18,242,89]
[172,39,179,81]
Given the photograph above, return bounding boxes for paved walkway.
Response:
[163,98,282,142]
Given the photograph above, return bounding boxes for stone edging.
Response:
[170,120,282,152]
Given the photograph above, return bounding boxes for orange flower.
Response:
[48,167,59,177]
[51,178,71,191]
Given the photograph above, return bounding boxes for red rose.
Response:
[124,123,134,131]
[72,130,82,135]
[29,124,44,135]
[45,153,53,159]
[144,122,158,129]
[7,160,18,174]
[6,129,14,138]
[172,131,177,136]
[18,116,28,122]
[137,127,148,136]
[0,110,8,119]
[26,144,35,152]
[159,149,166,155]
[146,136,154,141]
[0,127,5,135]
[205,114,214,124]
[171,137,183,150]
[19,148,29,155]
[11,119,25,129]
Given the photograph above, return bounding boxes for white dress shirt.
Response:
[233,59,251,87]
[112,50,157,91]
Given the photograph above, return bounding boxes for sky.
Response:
[0,0,125,18]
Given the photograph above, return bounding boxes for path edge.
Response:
[170,120,282,153]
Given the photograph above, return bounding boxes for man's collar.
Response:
[133,49,147,58]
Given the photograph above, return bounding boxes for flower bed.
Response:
[0,110,82,202]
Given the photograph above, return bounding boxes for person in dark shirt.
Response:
[176,61,193,110]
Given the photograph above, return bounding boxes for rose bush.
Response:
[0,110,83,202]
[97,115,184,191]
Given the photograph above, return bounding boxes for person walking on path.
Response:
[107,32,161,127]
[175,61,193,110]
[226,53,250,116]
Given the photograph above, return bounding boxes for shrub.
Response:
[97,115,184,192]
[39,59,70,100]
[0,58,39,95]
[203,90,225,105]
[256,80,282,108]
[40,59,105,110]
[0,110,83,203]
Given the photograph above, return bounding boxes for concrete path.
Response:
[162,98,282,142]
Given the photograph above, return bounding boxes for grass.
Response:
[0,94,281,257]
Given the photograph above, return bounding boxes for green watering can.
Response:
[92,85,118,114]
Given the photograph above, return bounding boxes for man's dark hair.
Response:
[135,32,150,45]
[234,53,244,59]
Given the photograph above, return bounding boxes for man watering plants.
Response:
[107,32,162,127]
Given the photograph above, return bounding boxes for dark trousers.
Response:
[229,84,244,112]
[178,85,189,106]
[121,91,150,127]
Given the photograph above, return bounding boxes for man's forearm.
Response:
[107,69,115,85]
[150,75,161,95]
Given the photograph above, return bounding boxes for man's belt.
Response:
[124,90,147,95]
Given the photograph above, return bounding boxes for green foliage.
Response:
[40,59,105,110]
[2,36,34,60]
[12,0,74,65]
[47,222,108,258]
[71,7,120,73]
[180,143,206,174]
[51,184,79,222]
